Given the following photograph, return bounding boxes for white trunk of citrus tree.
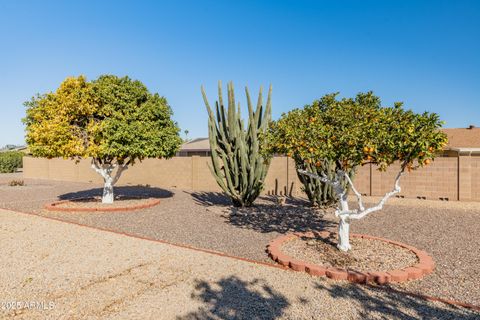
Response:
[337,197,351,251]
[299,164,406,252]
[91,159,128,204]
[102,174,114,204]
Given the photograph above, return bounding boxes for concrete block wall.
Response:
[370,158,458,201]
[470,156,480,201]
[23,155,480,201]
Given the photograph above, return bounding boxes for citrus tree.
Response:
[24,75,182,203]
[262,92,447,251]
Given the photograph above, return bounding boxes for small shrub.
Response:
[0,151,23,173]
[8,179,25,186]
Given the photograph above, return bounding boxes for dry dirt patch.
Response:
[281,235,419,272]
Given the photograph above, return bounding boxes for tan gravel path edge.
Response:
[1,209,479,320]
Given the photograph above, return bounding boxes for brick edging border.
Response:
[267,231,435,284]
[44,197,161,212]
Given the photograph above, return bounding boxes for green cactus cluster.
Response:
[296,159,354,207]
[202,81,272,207]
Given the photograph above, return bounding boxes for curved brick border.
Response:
[267,231,435,284]
[44,197,161,212]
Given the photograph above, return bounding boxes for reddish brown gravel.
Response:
[1,173,479,307]
[280,236,419,272]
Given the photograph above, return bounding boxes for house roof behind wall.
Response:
[180,138,210,152]
[441,126,480,148]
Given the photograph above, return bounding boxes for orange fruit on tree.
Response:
[309,147,314,152]
[424,159,431,165]
[363,146,369,153]
[368,147,374,153]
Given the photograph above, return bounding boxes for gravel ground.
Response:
[281,236,418,271]
[1,209,479,319]
[50,197,158,209]
[1,173,479,307]
[351,203,480,307]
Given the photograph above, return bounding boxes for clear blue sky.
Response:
[0,0,479,146]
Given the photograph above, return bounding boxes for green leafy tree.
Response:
[263,92,447,251]
[0,151,24,173]
[24,75,182,203]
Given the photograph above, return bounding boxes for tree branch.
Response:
[343,163,406,220]
[298,168,353,216]
[112,164,128,185]
[91,158,108,179]
[297,169,332,185]
[344,172,365,212]
[91,158,119,181]
[299,160,407,220]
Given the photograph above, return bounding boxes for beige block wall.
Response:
[370,158,458,200]
[23,157,49,179]
[353,165,371,196]
[264,157,289,196]
[23,155,479,201]
[192,157,222,191]
[471,156,480,201]
[458,156,472,201]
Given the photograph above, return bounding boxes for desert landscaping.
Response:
[1,172,480,319]
[1,2,480,319]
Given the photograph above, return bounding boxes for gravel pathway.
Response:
[1,173,479,307]
[1,209,478,319]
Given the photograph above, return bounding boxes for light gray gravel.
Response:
[1,209,479,319]
[1,173,480,307]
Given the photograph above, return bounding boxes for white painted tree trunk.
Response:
[102,176,114,204]
[91,159,129,204]
[337,197,351,251]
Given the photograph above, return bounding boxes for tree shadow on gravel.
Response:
[226,205,336,234]
[58,185,174,200]
[315,282,479,319]
[189,191,336,234]
[188,191,232,207]
[177,276,289,320]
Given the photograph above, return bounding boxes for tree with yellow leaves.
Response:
[24,75,181,203]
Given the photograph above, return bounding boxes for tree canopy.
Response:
[24,75,182,164]
[262,92,448,172]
